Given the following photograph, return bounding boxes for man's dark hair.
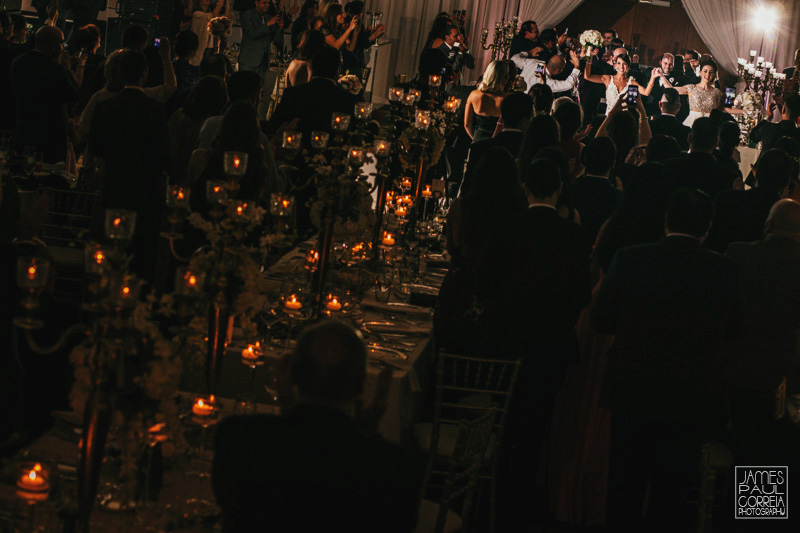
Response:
[603,29,617,38]
[717,121,740,152]
[227,70,262,103]
[121,24,148,50]
[118,49,148,85]
[661,87,681,115]
[665,187,712,237]
[539,29,557,45]
[552,98,582,139]
[344,1,364,15]
[501,92,533,130]
[174,30,200,59]
[783,93,800,121]
[755,148,793,194]
[689,117,717,152]
[520,20,537,35]
[610,38,625,48]
[529,83,553,115]
[582,136,616,175]
[298,29,325,61]
[11,13,25,32]
[311,45,340,79]
[184,75,228,121]
[684,49,700,61]
[524,158,561,198]
[646,134,681,162]
[76,24,101,51]
[291,321,366,403]
[200,54,232,78]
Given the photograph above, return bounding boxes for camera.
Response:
[625,85,638,105]
[154,37,161,48]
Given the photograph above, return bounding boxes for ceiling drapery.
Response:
[682,0,800,74]
[517,0,586,32]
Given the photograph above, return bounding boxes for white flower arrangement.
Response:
[579,29,603,50]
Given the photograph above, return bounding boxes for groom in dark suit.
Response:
[592,187,743,530]
[212,321,425,532]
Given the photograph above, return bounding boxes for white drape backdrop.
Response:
[517,0,586,31]
[682,0,800,74]
[363,0,580,84]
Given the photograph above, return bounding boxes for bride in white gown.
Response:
[583,52,659,115]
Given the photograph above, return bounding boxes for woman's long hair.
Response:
[477,60,509,93]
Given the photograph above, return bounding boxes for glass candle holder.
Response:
[409,88,422,101]
[354,102,373,120]
[331,113,351,132]
[223,151,248,176]
[310,131,330,150]
[270,192,295,217]
[402,93,416,106]
[233,201,250,218]
[348,147,365,164]
[166,185,190,208]
[282,131,302,150]
[105,209,137,240]
[388,86,404,102]
[206,180,228,204]
[415,110,431,130]
[17,257,48,290]
[374,139,391,158]
[113,275,141,308]
[429,74,442,87]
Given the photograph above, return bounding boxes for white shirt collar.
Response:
[660,112,676,118]
[528,202,557,210]
[666,232,699,240]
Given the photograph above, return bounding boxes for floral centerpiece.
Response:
[579,29,602,51]
[397,108,457,173]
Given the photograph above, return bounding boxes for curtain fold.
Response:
[517,0,586,30]
[682,0,800,74]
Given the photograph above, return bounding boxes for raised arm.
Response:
[658,72,689,95]
[583,54,609,85]
[211,0,225,17]
[635,67,661,96]
[325,17,357,50]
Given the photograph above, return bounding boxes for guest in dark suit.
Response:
[479,157,591,527]
[592,188,743,530]
[239,0,282,78]
[725,199,800,435]
[750,93,800,152]
[649,88,690,150]
[212,321,425,533]
[88,50,170,282]
[641,53,684,117]
[704,148,793,253]
[266,46,358,139]
[10,25,80,163]
[508,20,539,58]
[459,92,532,196]
[571,136,621,244]
[662,117,738,199]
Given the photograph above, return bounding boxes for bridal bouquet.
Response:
[208,16,233,37]
[579,29,602,51]
[338,74,363,95]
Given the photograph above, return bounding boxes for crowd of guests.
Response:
[3,4,800,531]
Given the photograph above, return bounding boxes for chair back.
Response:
[430,352,522,465]
[38,187,101,248]
[435,408,496,533]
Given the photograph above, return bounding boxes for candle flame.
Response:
[33,463,42,472]
[187,275,197,286]
[176,190,185,200]
[282,199,290,208]
[27,266,37,277]
[209,395,215,403]
[122,286,130,295]
[94,251,105,264]
[113,217,122,226]
[197,399,204,407]
[233,156,240,168]
[213,186,222,193]
[28,470,38,482]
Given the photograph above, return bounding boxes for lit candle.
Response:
[17,464,48,492]
[94,250,105,265]
[401,177,412,189]
[121,285,131,298]
[429,74,441,87]
[26,265,37,281]
[374,139,390,158]
[422,185,432,198]
[235,202,248,216]
[233,156,241,169]
[192,396,215,416]
[381,232,396,246]
[402,194,413,205]
[241,342,262,360]
[285,295,303,310]
[326,296,342,311]
[395,206,407,217]
[185,272,198,290]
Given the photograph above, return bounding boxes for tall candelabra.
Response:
[480,16,518,61]
[737,50,785,95]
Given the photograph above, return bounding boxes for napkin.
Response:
[361,299,433,317]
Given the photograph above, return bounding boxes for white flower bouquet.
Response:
[579,29,603,51]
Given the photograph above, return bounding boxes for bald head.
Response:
[612,47,627,60]
[35,25,64,59]
[547,55,566,75]
[766,199,800,241]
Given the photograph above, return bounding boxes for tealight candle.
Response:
[241,342,262,360]
[325,295,342,311]
[26,265,37,281]
[354,102,373,120]
[331,113,351,131]
[382,232,396,246]
[349,147,365,163]
[192,396,215,416]
[401,177,412,189]
[285,295,303,310]
[235,202,248,216]
[388,87,404,102]
[311,130,330,149]
[402,194,413,205]
[224,151,248,175]
[429,74,441,87]
[17,464,48,492]
[395,206,407,217]
[402,93,415,106]
[422,185,432,198]
[374,139,391,158]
